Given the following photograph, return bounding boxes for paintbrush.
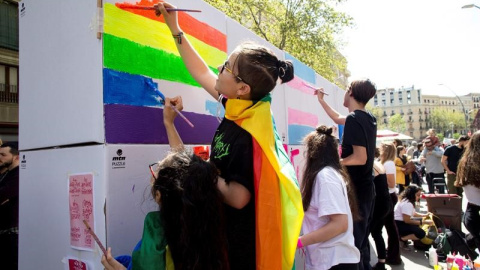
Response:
[302,81,329,96]
[154,89,195,128]
[116,3,201,12]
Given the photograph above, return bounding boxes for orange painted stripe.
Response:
[253,139,282,269]
[117,0,227,52]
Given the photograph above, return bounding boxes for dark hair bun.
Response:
[315,125,333,136]
[278,60,294,84]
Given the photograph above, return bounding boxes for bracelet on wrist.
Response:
[172,32,184,44]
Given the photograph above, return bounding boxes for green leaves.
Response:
[205,0,352,88]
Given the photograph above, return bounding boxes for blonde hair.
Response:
[380,143,396,164]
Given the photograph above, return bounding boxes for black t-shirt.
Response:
[443,145,464,172]
[341,110,377,199]
[210,114,255,269]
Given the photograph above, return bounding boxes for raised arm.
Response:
[316,89,346,125]
[163,96,184,151]
[155,3,219,99]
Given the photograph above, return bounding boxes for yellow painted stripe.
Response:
[104,3,226,68]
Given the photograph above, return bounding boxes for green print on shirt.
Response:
[213,133,230,160]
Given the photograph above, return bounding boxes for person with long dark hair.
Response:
[155,4,303,269]
[101,97,229,270]
[455,130,480,251]
[299,125,360,270]
[393,185,432,249]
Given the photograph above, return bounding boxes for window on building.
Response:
[0,64,18,103]
[0,1,19,51]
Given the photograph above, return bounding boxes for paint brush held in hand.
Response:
[115,3,201,12]
[154,89,194,128]
[302,81,329,96]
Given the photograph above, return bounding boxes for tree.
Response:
[429,108,464,135]
[204,0,353,88]
[388,114,406,133]
[366,104,386,130]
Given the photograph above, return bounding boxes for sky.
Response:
[337,0,480,97]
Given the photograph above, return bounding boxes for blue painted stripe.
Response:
[103,68,163,107]
[285,53,316,84]
[288,124,315,145]
[205,100,225,117]
[338,124,344,141]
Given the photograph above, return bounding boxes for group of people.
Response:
[4,2,479,270]
[105,3,480,270]
[101,2,377,270]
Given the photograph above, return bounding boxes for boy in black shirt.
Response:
[316,79,377,270]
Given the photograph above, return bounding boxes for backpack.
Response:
[435,229,479,261]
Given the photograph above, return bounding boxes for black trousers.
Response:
[426,173,445,194]
[464,202,480,251]
[354,186,375,270]
[0,233,18,270]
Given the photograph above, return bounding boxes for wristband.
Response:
[172,32,184,44]
[297,237,304,248]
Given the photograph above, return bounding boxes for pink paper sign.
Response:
[68,258,88,270]
[69,173,94,250]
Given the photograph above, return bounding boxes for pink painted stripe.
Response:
[286,76,316,95]
[288,107,318,127]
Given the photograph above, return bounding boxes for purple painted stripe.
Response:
[105,104,219,144]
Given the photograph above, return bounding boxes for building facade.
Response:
[370,85,479,141]
[0,0,19,142]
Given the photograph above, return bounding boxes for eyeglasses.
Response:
[149,162,159,180]
[220,61,244,82]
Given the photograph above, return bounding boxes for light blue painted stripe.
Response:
[285,53,316,84]
[205,100,225,117]
[288,124,315,145]
[103,68,163,107]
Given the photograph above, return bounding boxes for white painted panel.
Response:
[19,0,104,150]
[19,145,106,270]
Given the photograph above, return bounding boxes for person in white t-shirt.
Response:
[394,184,432,248]
[298,125,360,270]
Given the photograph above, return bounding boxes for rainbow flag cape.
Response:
[225,94,304,270]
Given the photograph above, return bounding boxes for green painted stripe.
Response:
[104,33,218,87]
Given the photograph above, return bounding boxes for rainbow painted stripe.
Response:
[225,96,303,270]
[103,2,227,144]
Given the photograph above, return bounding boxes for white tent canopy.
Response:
[376,129,413,144]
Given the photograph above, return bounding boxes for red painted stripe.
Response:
[116,0,227,52]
